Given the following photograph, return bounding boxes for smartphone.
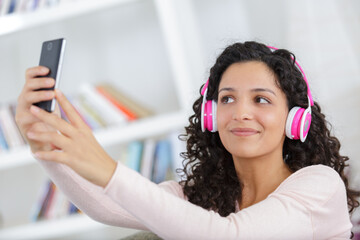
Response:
[34,38,66,112]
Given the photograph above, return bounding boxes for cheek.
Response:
[259,109,287,135]
[216,107,233,148]
[216,107,229,129]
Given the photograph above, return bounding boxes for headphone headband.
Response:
[201,79,209,96]
[267,46,314,106]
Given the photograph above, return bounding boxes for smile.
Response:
[230,128,260,137]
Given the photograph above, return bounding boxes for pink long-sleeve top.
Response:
[38,159,352,239]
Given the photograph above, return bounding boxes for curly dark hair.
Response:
[178,41,360,219]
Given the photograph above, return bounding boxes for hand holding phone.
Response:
[34,38,66,112]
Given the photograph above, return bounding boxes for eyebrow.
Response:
[218,87,235,93]
[251,88,276,96]
[218,87,277,96]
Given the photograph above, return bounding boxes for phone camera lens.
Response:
[47,42,53,51]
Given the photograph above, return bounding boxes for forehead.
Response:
[219,61,278,90]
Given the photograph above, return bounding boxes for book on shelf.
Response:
[151,139,173,184]
[140,138,156,179]
[95,82,153,121]
[0,121,9,151]
[0,0,61,16]
[117,132,186,183]
[0,104,26,152]
[78,84,127,127]
[68,96,104,130]
[31,180,80,221]
[126,141,143,172]
[9,103,27,143]
[63,82,153,130]
[0,0,11,16]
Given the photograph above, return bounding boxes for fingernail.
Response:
[41,67,49,73]
[55,89,63,96]
[45,79,54,85]
[30,105,40,113]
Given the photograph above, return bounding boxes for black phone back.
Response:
[34,38,66,112]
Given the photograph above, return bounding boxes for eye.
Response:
[255,96,270,104]
[220,96,235,104]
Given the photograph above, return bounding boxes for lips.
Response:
[230,128,260,137]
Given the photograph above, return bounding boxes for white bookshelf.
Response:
[0,145,34,170]
[0,0,200,239]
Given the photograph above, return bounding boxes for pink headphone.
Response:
[201,46,314,142]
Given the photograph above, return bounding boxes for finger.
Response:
[29,105,75,137]
[15,111,39,129]
[34,150,69,165]
[17,90,55,113]
[18,67,51,110]
[25,66,49,80]
[53,102,61,118]
[25,77,55,91]
[27,130,71,150]
[24,90,55,106]
[55,90,88,129]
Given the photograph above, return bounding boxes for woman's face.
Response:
[217,61,289,160]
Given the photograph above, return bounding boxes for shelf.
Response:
[0,145,34,170]
[0,0,196,238]
[0,213,139,239]
[0,111,187,171]
[0,0,141,36]
[95,110,187,146]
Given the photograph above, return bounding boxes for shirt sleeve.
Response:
[38,159,183,230]
[104,163,352,240]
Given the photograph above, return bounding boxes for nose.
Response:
[232,99,253,121]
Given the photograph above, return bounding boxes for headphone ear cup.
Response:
[211,101,217,132]
[204,100,214,132]
[201,99,212,132]
[201,99,217,132]
[285,107,304,140]
[201,99,206,132]
[299,108,312,142]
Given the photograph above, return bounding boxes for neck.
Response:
[233,149,292,210]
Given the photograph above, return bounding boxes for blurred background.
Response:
[0,0,359,239]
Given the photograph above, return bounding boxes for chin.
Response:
[233,150,264,159]
[226,144,263,159]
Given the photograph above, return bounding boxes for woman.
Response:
[16,41,359,239]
